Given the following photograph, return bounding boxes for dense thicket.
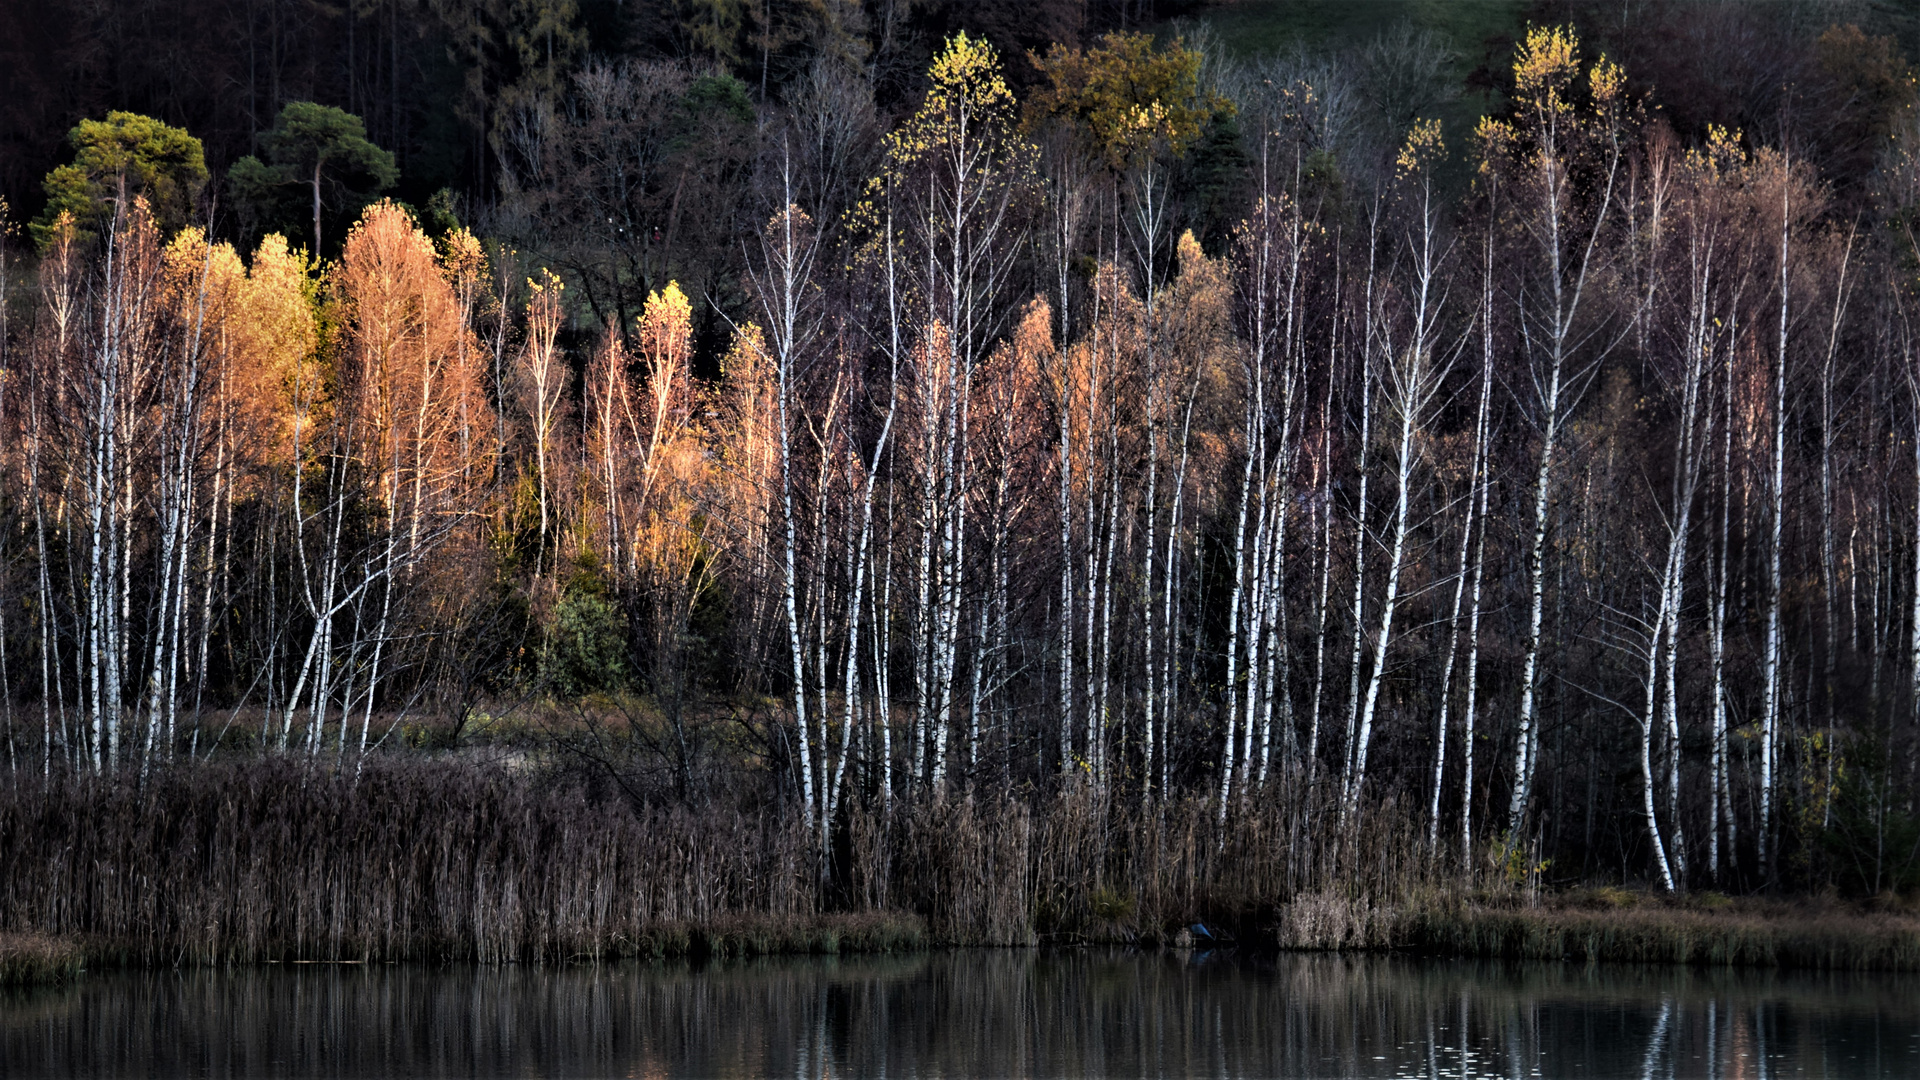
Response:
[1,2,1919,911]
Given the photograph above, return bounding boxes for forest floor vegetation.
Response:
[1405,892,1920,970]
[0,933,85,985]
[2,743,1916,976]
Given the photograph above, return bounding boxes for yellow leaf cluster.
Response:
[1590,56,1625,108]
[1513,25,1579,101]
[884,31,1016,163]
[157,227,321,481]
[1684,124,1747,180]
[1396,118,1446,178]
[1029,31,1219,165]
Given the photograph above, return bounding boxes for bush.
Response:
[540,560,630,698]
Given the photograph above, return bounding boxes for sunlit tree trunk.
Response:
[1305,298,1339,800]
[756,188,821,835]
[1814,232,1855,831]
[1432,302,1491,853]
[520,273,566,578]
[1340,231,1374,805]
[1708,312,1738,884]
[832,216,903,820]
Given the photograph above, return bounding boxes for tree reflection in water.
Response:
[3,951,1915,1077]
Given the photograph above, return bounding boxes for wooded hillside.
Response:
[0,1,1917,903]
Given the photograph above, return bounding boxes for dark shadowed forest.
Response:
[2,0,1920,964]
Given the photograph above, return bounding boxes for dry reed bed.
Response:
[0,759,1427,963]
[0,932,85,984]
[0,759,822,963]
[4,758,1912,971]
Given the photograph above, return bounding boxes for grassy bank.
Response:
[0,933,84,985]
[1405,894,1920,971]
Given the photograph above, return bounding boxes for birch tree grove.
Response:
[5,18,1920,900]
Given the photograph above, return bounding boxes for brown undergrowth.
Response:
[0,933,85,984]
[0,755,1443,963]
[1,756,1914,971]
[1408,892,1920,970]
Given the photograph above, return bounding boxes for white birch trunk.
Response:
[1760,179,1790,882]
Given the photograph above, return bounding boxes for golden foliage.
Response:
[1396,118,1446,179]
[235,234,320,469]
[1473,116,1515,178]
[335,200,494,522]
[1480,25,1637,186]
[700,320,782,651]
[1052,261,1147,502]
[636,282,695,460]
[877,32,1027,177]
[633,279,702,543]
[1028,31,1219,165]
[711,320,779,511]
[582,321,633,561]
[924,31,1016,123]
[1589,55,1625,108]
[517,267,570,564]
[1160,232,1240,505]
[1685,124,1747,180]
[971,295,1053,492]
[1512,24,1580,102]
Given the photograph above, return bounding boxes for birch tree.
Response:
[868,32,1033,793]
[746,162,825,835]
[1480,27,1632,841]
[517,269,568,577]
[1345,119,1456,826]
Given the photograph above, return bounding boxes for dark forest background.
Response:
[3,1,1912,246]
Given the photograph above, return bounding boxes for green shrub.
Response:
[539,560,630,697]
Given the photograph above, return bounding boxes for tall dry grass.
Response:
[1412,895,1920,970]
[0,758,1451,963]
[851,780,1458,948]
[0,932,84,984]
[0,758,822,963]
[6,756,1909,970]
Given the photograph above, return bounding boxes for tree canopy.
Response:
[229,102,397,255]
[1028,31,1220,165]
[31,111,207,247]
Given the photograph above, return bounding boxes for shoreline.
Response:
[1403,895,1920,971]
[10,899,1918,986]
[5,757,1914,985]
[0,935,84,986]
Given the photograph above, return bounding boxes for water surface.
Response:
[4,950,1917,1078]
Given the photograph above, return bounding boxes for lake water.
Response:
[4,950,1917,1078]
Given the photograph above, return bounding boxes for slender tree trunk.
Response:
[1761,180,1790,884]
[1432,343,1489,852]
[1709,318,1736,883]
